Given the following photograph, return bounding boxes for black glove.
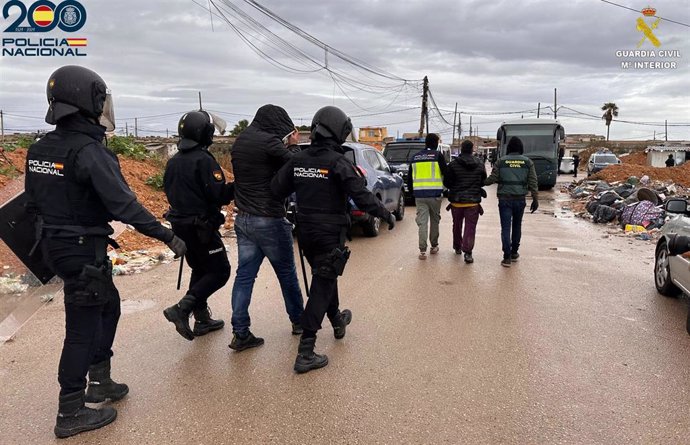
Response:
[385,213,396,230]
[480,188,487,198]
[166,234,187,258]
[530,199,539,213]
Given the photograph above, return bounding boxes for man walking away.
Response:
[271,105,395,374]
[229,104,304,351]
[444,140,487,263]
[407,133,447,260]
[484,137,538,267]
[162,111,234,340]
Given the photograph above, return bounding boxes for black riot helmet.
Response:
[310,106,353,144]
[178,111,215,150]
[45,65,115,131]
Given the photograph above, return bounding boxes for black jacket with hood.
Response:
[443,153,487,204]
[231,104,295,217]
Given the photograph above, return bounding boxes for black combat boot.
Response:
[84,359,129,403]
[291,322,303,335]
[331,309,352,340]
[192,306,225,336]
[163,294,197,340]
[293,336,328,374]
[54,391,117,439]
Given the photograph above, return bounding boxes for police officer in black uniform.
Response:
[24,65,187,438]
[162,111,234,340]
[271,106,395,374]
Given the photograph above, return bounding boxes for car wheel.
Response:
[393,191,405,221]
[362,215,380,237]
[655,241,681,297]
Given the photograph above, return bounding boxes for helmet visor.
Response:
[98,92,115,132]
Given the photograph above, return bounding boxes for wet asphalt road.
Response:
[1,179,689,444]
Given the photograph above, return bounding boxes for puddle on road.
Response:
[121,299,156,315]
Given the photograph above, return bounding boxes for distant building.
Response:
[358,126,388,150]
[645,142,690,167]
[565,134,606,143]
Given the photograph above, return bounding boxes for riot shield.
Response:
[0,190,63,343]
[0,191,54,284]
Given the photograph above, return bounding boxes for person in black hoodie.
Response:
[443,140,487,263]
[271,105,395,373]
[229,104,304,351]
[25,66,186,438]
[162,111,234,341]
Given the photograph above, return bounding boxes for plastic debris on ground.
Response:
[563,176,689,243]
[110,249,176,276]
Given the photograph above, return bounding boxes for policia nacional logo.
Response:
[294,167,330,179]
[27,159,64,176]
[2,0,88,57]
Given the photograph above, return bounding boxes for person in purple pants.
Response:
[443,140,487,263]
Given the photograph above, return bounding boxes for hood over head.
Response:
[249,104,295,139]
[458,153,479,169]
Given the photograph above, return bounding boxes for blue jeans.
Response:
[498,199,526,259]
[231,213,304,335]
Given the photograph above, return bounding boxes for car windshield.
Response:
[384,144,421,162]
[594,155,618,163]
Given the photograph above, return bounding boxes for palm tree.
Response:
[601,102,619,141]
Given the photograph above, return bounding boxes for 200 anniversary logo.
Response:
[2,0,88,57]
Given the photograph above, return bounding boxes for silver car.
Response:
[655,198,690,297]
[654,198,690,334]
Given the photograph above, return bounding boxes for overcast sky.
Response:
[1,0,689,141]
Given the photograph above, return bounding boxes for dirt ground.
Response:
[0,145,236,270]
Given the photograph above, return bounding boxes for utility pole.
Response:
[554,88,558,119]
[458,114,462,139]
[537,102,540,118]
[653,130,656,141]
[451,102,458,145]
[166,129,169,138]
[134,118,138,138]
[665,120,668,141]
[418,76,429,138]
[0,110,4,142]
[469,116,473,137]
[125,121,129,137]
[198,91,203,110]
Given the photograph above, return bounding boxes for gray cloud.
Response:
[1,0,688,140]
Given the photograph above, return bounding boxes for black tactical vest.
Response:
[26,130,112,227]
[292,149,348,220]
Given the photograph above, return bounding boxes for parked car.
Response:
[587,151,621,176]
[654,198,690,334]
[654,198,690,298]
[383,139,451,201]
[287,142,405,237]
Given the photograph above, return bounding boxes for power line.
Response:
[599,0,690,27]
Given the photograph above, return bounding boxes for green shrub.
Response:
[145,172,164,190]
[109,136,149,160]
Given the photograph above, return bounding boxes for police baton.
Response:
[291,204,310,298]
[176,254,184,291]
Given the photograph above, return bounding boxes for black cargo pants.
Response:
[171,222,230,310]
[43,235,120,396]
[297,223,346,333]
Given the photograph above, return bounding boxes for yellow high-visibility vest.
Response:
[411,159,443,192]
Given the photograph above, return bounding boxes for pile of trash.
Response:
[565,175,689,240]
[109,249,176,276]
